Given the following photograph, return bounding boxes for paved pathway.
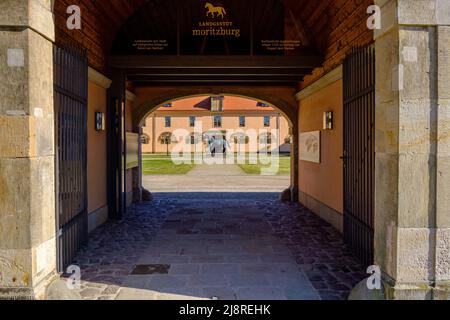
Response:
[61,193,365,300]
[58,165,365,300]
[186,164,245,176]
[116,195,319,300]
[142,164,290,193]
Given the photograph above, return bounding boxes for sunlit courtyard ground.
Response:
[142,154,195,175]
[141,153,290,193]
[142,153,291,176]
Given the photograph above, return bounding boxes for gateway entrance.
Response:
[54,45,89,272]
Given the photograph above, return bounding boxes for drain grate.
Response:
[131,264,170,275]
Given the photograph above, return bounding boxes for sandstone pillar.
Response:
[0,0,56,299]
[374,0,450,299]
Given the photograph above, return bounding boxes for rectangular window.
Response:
[189,116,196,127]
[211,96,224,112]
[239,116,246,127]
[263,116,270,127]
[165,116,171,127]
[214,115,222,128]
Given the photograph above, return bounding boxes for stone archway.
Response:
[2,0,449,300]
[132,86,300,201]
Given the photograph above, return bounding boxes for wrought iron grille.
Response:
[343,45,376,267]
[54,44,88,272]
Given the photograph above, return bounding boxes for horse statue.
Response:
[205,2,227,18]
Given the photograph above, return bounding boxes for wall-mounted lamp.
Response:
[95,112,105,131]
[323,111,333,130]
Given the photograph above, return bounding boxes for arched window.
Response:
[185,133,202,145]
[231,132,249,145]
[141,133,150,144]
[159,132,176,144]
[259,132,273,145]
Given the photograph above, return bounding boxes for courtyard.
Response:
[141,154,291,176]
[141,153,291,193]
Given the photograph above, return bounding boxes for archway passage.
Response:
[108,51,318,218]
[131,89,300,201]
[101,0,323,222]
[58,0,368,297]
[139,95,293,195]
[13,0,450,302]
[63,0,370,300]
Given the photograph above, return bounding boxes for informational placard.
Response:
[132,40,169,51]
[126,132,139,169]
[261,40,302,52]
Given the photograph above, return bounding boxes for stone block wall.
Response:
[374,0,450,299]
[0,0,57,299]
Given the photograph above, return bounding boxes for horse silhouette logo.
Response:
[205,2,227,18]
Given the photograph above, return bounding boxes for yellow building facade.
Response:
[142,96,291,154]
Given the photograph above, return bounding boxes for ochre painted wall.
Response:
[87,81,108,213]
[298,80,343,214]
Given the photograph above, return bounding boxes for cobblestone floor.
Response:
[64,199,173,300]
[62,193,365,300]
[263,201,367,300]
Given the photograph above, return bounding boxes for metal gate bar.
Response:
[54,44,88,272]
[343,45,375,267]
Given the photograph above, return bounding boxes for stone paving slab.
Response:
[58,192,365,300]
[186,164,245,176]
[115,197,319,300]
[142,164,289,193]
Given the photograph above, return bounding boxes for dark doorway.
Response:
[343,45,376,267]
[54,44,89,272]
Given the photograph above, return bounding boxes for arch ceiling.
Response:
[54,0,373,85]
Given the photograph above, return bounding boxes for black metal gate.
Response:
[54,45,88,272]
[343,45,375,267]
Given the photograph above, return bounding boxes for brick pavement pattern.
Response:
[63,193,365,300]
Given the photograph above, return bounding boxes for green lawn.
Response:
[238,154,291,175]
[141,153,291,175]
[142,154,194,175]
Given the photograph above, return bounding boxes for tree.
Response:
[231,132,249,154]
[159,132,175,156]
[259,132,273,154]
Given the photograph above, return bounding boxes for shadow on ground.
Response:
[59,192,365,300]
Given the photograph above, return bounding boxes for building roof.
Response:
[156,96,276,113]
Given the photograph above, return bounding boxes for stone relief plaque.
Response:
[300,131,321,164]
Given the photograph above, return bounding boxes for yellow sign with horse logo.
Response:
[192,2,240,38]
[205,2,227,19]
